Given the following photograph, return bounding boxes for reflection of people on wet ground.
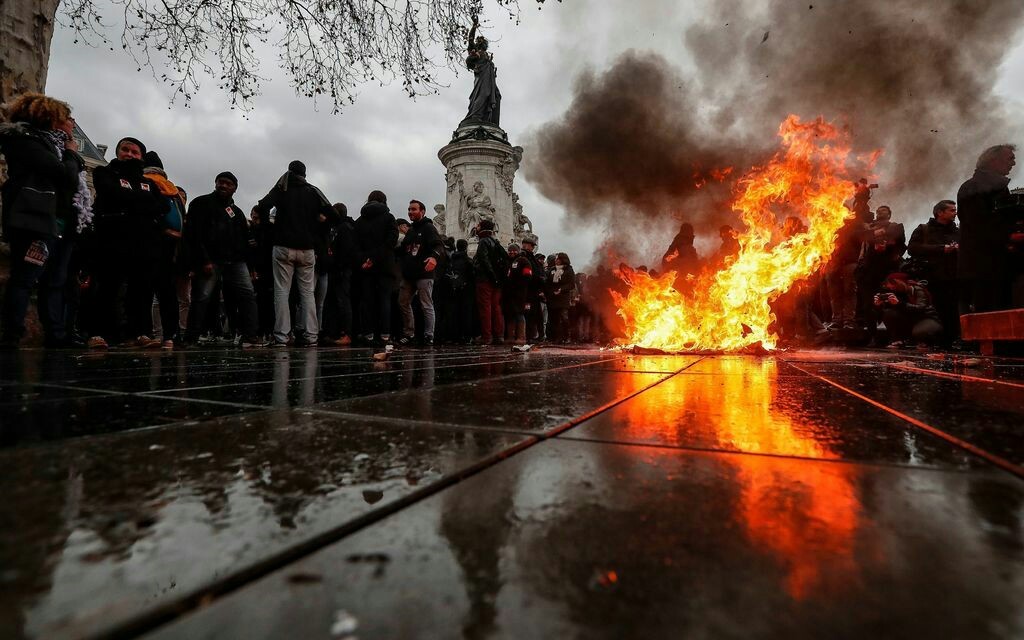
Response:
[438,439,517,639]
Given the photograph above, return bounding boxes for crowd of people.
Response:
[1,92,1021,352]
[0,93,612,350]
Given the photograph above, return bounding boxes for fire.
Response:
[613,115,876,351]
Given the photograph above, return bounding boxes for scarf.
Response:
[41,128,94,233]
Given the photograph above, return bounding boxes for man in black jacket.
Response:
[253,160,335,346]
[354,190,399,345]
[520,234,545,341]
[324,202,357,345]
[184,172,261,347]
[473,219,508,344]
[958,144,1016,312]
[908,200,961,341]
[90,136,169,348]
[397,200,444,346]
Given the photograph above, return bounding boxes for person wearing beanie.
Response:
[519,234,545,341]
[142,150,187,348]
[253,161,337,346]
[184,171,262,347]
[88,136,169,349]
[503,242,533,344]
[472,218,508,344]
[396,199,444,347]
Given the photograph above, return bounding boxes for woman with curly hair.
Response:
[0,92,88,348]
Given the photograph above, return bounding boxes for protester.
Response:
[827,183,873,332]
[472,219,508,344]
[142,151,187,348]
[856,205,906,330]
[397,200,444,346]
[908,200,961,342]
[545,252,576,343]
[520,234,546,341]
[503,242,532,344]
[354,190,399,345]
[248,207,276,341]
[0,93,87,348]
[184,171,261,347]
[661,221,700,293]
[89,135,168,348]
[324,203,356,345]
[958,144,1016,312]
[253,160,335,347]
[445,238,476,343]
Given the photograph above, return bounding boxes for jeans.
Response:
[272,246,316,344]
[399,278,435,338]
[314,269,329,336]
[1,230,54,341]
[37,235,75,341]
[188,261,258,341]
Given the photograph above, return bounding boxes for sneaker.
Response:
[397,335,414,346]
[87,336,109,350]
[132,335,161,349]
[333,335,352,346]
[269,340,288,348]
[420,335,434,347]
[197,332,216,344]
[162,339,175,350]
[241,337,265,348]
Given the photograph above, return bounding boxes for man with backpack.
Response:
[472,219,508,345]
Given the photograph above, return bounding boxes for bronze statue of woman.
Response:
[461,17,501,126]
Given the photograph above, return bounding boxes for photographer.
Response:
[873,273,943,348]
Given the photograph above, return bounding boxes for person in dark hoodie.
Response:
[354,191,399,345]
[324,202,357,345]
[253,160,335,347]
[184,171,261,347]
[472,219,508,344]
[397,200,444,346]
[0,93,85,348]
[89,135,169,348]
[957,144,1016,312]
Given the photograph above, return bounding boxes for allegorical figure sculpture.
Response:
[461,181,495,232]
[433,203,447,234]
[512,193,532,238]
[461,17,501,126]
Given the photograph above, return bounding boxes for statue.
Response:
[460,17,501,127]
[433,204,447,234]
[512,193,532,238]
[460,180,495,232]
[497,146,523,195]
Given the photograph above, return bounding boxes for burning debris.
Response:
[612,115,876,352]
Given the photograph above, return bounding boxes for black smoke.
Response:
[525,0,1024,265]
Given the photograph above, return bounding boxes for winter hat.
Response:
[116,136,147,156]
[143,150,163,169]
[521,234,538,248]
[479,219,495,231]
[288,160,306,176]
[216,171,238,186]
[507,242,520,253]
[396,218,411,227]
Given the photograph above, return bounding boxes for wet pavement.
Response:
[0,346,1021,639]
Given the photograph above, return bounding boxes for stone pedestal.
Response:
[437,122,531,253]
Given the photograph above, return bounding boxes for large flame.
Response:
[613,115,876,351]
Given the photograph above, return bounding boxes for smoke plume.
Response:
[525,0,1024,265]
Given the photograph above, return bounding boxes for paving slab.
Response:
[0,410,531,640]
[145,438,1024,640]
[564,356,982,468]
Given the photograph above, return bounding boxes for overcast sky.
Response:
[46,1,1024,268]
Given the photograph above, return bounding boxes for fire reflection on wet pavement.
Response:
[0,346,1021,639]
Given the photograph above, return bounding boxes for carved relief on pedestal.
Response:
[460,180,497,233]
[433,204,447,236]
[511,192,532,239]
[497,146,524,196]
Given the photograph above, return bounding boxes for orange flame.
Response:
[613,115,877,352]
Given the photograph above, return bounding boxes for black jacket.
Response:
[354,201,399,280]
[330,214,358,271]
[92,158,168,254]
[504,254,533,312]
[908,218,960,283]
[521,248,546,295]
[546,264,577,310]
[185,192,250,267]
[0,122,83,238]
[254,172,333,250]
[957,168,1011,280]
[399,217,445,281]
[446,249,475,291]
[473,232,509,286]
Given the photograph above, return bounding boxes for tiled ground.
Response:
[0,345,1021,640]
